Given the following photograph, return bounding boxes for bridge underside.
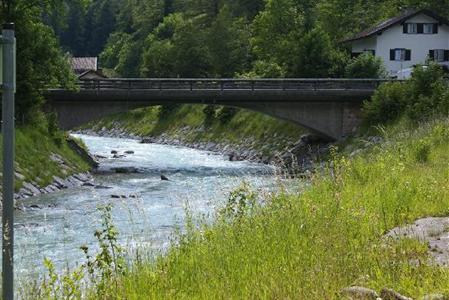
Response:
[45,89,370,140]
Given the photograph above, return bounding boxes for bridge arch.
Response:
[45,78,382,140]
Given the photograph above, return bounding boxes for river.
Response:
[13,134,295,280]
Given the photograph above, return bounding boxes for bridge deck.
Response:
[63,78,391,91]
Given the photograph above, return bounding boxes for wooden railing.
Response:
[75,78,393,91]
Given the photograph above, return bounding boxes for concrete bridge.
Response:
[45,78,389,140]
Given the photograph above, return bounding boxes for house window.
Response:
[364,49,376,56]
[430,49,449,62]
[390,49,411,61]
[395,49,405,61]
[423,23,435,34]
[403,23,438,34]
[407,23,417,34]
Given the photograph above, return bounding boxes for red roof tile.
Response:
[71,57,98,73]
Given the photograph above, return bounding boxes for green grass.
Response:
[86,105,306,154]
[32,117,449,299]
[0,125,91,191]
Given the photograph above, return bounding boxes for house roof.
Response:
[78,69,107,80]
[342,9,449,43]
[71,57,98,72]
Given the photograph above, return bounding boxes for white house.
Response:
[344,9,449,75]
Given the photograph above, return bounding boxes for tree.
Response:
[292,27,335,77]
[207,5,251,77]
[1,0,76,124]
[345,53,387,78]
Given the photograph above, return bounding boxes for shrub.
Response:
[363,82,408,125]
[203,105,217,127]
[238,60,286,78]
[406,64,448,120]
[158,104,181,119]
[217,106,238,124]
[363,62,449,126]
[413,139,431,163]
[345,53,387,79]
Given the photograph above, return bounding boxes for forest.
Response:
[50,0,449,78]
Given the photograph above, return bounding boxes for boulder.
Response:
[22,182,41,195]
[161,174,169,181]
[124,150,135,154]
[421,294,448,300]
[94,185,113,189]
[53,176,68,189]
[340,286,379,300]
[380,288,413,300]
[113,167,138,174]
[111,150,118,154]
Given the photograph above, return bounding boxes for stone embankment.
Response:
[75,126,332,173]
[9,138,99,202]
[14,172,93,202]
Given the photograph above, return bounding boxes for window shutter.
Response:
[390,49,395,61]
[429,50,435,60]
[417,23,424,34]
[445,50,449,61]
[433,24,439,34]
[405,49,411,61]
[403,23,408,33]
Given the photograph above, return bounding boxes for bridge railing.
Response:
[76,78,393,91]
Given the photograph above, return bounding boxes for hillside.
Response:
[80,105,316,166]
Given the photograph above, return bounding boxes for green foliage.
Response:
[345,53,387,79]
[202,105,217,127]
[207,5,251,77]
[363,82,408,125]
[216,106,238,125]
[82,205,125,296]
[40,258,84,300]
[158,104,182,119]
[293,26,336,77]
[219,182,257,222]
[238,60,286,78]
[47,112,64,147]
[363,63,449,126]
[413,139,431,163]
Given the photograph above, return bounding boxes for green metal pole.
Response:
[2,23,15,300]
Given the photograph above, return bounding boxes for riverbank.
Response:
[1,126,95,202]
[38,117,449,299]
[77,105,332,172]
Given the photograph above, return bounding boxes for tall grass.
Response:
[0,126,91,190]
[28,118,449,299]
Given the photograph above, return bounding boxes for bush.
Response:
[363,62,449,126]
[345,53,387,78]
[363,82,408,125]
[203,105,217,127]
[158,104,181,119]
[406,64,449,120]
[217,106,238,124]
[238,60,286,78]
[413,139,431,163]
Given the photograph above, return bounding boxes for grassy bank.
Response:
[0,125,91,192]
[33,117,449,299]
[85,105,307,154]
